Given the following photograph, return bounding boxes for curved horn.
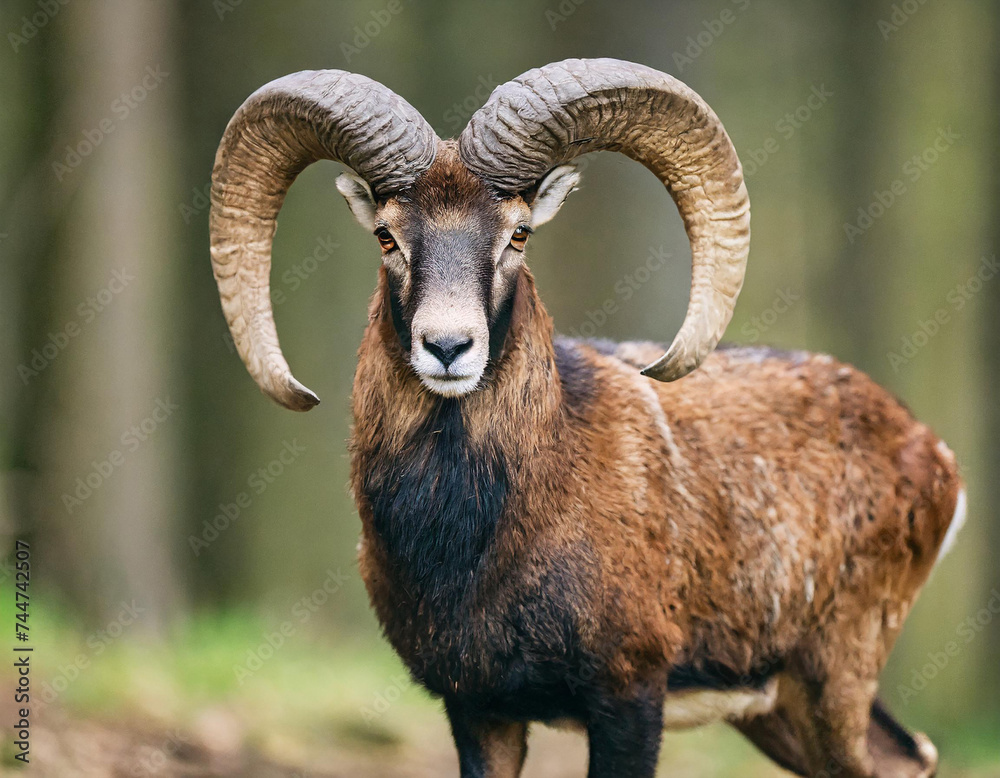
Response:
[211,70,438,410]
[459,58,749,381]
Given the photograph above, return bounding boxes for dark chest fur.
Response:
[360,399,509,602]
[354,389,599,715]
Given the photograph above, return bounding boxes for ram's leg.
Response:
[444,702,528,778]
[734,710,810,776]
[585,685,665,778]
[807,674,880,778]
[866,699,939,778]
[738,699,939,778]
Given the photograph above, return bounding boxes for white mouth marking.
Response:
[418,372,482,397]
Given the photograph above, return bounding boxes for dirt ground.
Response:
[4,710,604,778]
[1,706,773,778]
[6,706,998,778]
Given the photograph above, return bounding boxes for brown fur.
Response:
[348,153,962,777]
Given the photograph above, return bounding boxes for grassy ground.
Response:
[2,604,998,777]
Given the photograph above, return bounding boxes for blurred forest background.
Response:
[1,0,998,775]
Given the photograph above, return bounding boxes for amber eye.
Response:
[375,228,396,252]
[510,225,531,250]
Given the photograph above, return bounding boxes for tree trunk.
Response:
[28,0,186,629]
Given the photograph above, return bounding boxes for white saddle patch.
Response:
[937,487,967,562]
[545,678,780,734]
[662,679,778,730]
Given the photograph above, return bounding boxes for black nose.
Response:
[423,335,473,368]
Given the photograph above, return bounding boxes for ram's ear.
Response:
[529,164,581,228]
[336,172,377,231]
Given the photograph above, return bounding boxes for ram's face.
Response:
[337,150,578,397]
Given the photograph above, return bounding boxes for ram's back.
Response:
[561,338,964,671]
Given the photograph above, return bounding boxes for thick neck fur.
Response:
[350,266,561,603]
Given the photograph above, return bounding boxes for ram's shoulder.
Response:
[558,337,819,374]
[556,337,670,371]
[555,336,909,413]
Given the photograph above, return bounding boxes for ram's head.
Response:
[210,59,750,409]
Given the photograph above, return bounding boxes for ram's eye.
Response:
[375,228,396,252]
[510,225,531,250]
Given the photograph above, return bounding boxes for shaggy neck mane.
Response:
[351,266,562,602]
